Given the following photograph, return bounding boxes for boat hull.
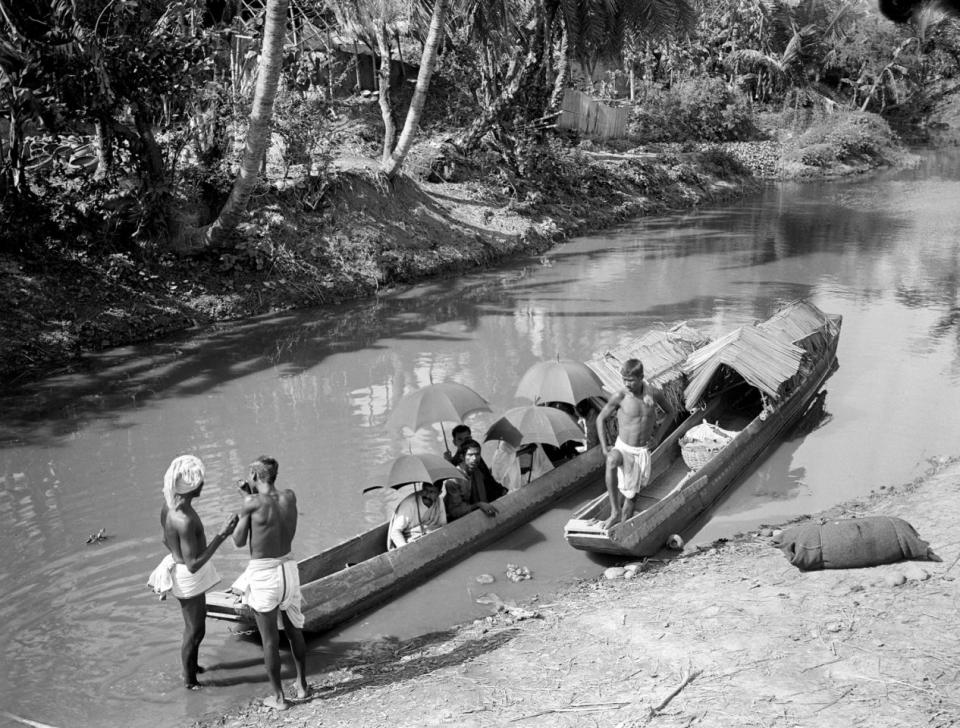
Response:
[207,446,604,632]
[564,313,841,557]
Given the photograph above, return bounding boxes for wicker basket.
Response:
[679,422,736,471]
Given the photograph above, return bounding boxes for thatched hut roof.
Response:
[681,301,835,411]
[587,323,710,414]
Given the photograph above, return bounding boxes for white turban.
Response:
[163,454,205,509]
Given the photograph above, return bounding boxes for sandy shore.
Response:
[198,456,960,728]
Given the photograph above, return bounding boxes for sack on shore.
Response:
[777,516,940,571]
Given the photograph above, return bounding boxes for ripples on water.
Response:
[3,148,960,727]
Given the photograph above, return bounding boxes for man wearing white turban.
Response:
[148,454,238,689]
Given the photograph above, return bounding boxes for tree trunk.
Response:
[131,101,166,184]
[188,0,289,250]
[381,0,448,179]
[548,22,569,113]
[375,20,396,164]
[92,115,113,180]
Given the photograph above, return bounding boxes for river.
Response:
[2,148,960,728]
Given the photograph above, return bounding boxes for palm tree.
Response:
[381,0,448,178]
[197,0,290,248]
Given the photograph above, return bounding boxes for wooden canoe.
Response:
[206,445,606,633]
[564,300,842,557]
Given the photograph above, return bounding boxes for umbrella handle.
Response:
[441,424,450,453]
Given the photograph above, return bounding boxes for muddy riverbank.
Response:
[195,456,960,728]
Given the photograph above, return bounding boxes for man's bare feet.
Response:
[184,681,201,690]
[602,514,620,530]
[293,682,311,701]
[263,695,290,711]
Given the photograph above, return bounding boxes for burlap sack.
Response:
[777,516,940,571]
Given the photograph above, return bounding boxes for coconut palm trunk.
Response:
[374,20,397,164]
[200,0,289,248]
[380,0,448,179]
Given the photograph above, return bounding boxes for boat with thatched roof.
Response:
[564,300,842,557]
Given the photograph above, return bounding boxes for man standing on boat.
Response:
[149,454,238,690]
[230,456,309,711]
[597,359,677,530]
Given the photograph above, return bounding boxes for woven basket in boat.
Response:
[679,422,736,471]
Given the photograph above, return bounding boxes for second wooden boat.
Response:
[564,300,842,557]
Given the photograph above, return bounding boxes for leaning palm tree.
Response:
[381,0,448,178]
[198,0,290,248]
[329,0,449,179]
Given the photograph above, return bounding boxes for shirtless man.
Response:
[231,456,309,711]
[150,454,238,689]
[596,359,677,530]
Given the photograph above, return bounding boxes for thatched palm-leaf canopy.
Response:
[682,325,805,411]
[681,300,838,411]
[587,322,710,414]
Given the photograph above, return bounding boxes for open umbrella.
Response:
[515,358,605,406]
[362,453,466,493]
[387,382,492,450]
[483,405,585,449]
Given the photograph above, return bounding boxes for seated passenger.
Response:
[444,424,472,463]
[541,401,585,464]
[576,397,604,451]
[387,480,447,549]
[491,441,554,491]
[444,439,502,520]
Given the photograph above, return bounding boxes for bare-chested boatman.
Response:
[596,359,677,530]
[231,456,309,711]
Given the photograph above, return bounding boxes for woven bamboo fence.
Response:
[556,89,630,140]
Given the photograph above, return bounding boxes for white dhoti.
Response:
[614,438,652,499]
[148,554,221,600]
[230,554,305,628]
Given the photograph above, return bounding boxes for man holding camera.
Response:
[231,455,309,711]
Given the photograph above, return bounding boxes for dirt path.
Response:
[199,457,960,728]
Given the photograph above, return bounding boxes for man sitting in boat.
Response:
[540,401,585,463]
[446,425,507,495]
[387,480,447,549]
[444,439,502,520]
[490,441,554,491]
[597,358,677,530]
[443,424,472,463]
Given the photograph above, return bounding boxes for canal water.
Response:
[2,148,960,727]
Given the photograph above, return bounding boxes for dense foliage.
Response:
[1,0,958,257]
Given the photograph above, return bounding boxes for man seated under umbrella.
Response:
[444,439,502,520]
[387,480,447,549]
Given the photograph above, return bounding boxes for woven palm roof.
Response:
[757,299,835,346]
[682,324,805,410]
[587,323,710,413]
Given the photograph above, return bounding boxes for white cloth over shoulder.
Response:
[613,437,652,499]
[387,491,447,549]
[230,554,305,628]
[490,442,554,492]
[148,554,221,599]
